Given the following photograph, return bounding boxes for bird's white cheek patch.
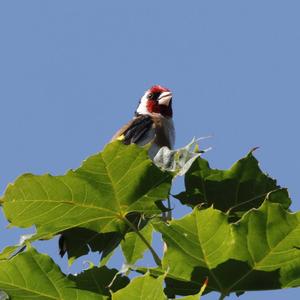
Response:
[136,96,150,115]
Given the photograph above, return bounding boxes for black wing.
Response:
[122,115,153,145]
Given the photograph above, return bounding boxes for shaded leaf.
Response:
[132,265,214,297]
[69,266,129,295]
[58,228,123,265]
[154,200,300,297]
[175,151,290,213]
[121,223,153,264]
[178,277,208,299]
[136,265,210,299]
[0,247,105,299]
[59,212,148,264]
[2,142,172,241]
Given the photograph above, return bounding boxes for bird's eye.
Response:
[147,93,153,99]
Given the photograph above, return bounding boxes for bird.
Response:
[111,85,175,158]
[59,85,175,258]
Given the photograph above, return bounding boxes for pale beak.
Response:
[158,91,172,106]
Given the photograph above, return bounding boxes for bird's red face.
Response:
[136,85,173,118]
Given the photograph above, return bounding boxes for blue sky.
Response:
[0,1,300,299]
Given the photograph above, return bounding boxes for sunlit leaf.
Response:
[2,142,172,241]
[0,247,105,299]
[155,200,300,297]
[121,223,153,264]
[112,273,165,300]
[1,136,299,298]
[0,246,20,260]
[230,201,300,290]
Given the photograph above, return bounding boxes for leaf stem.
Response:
[167,196,172,221]
[218,293,227,300]
[162,196,172,222]
[123,217,162,267]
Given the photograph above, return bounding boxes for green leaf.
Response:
[175,151,290,213]
[2,142,172,240]
[178,278,207,299]
[155,200,300,297]
[130,266,203,296]
[112,273,166,300]
[131,266,209,299]
[0,247,106,299]
[153,206,231,296]
[0,246,20,260]
[230,201,300,290]
[111,272,206,300]
[69,266,129,295]
[178,294,203,300]
[121,223,153,264]
[58,228,123,265]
